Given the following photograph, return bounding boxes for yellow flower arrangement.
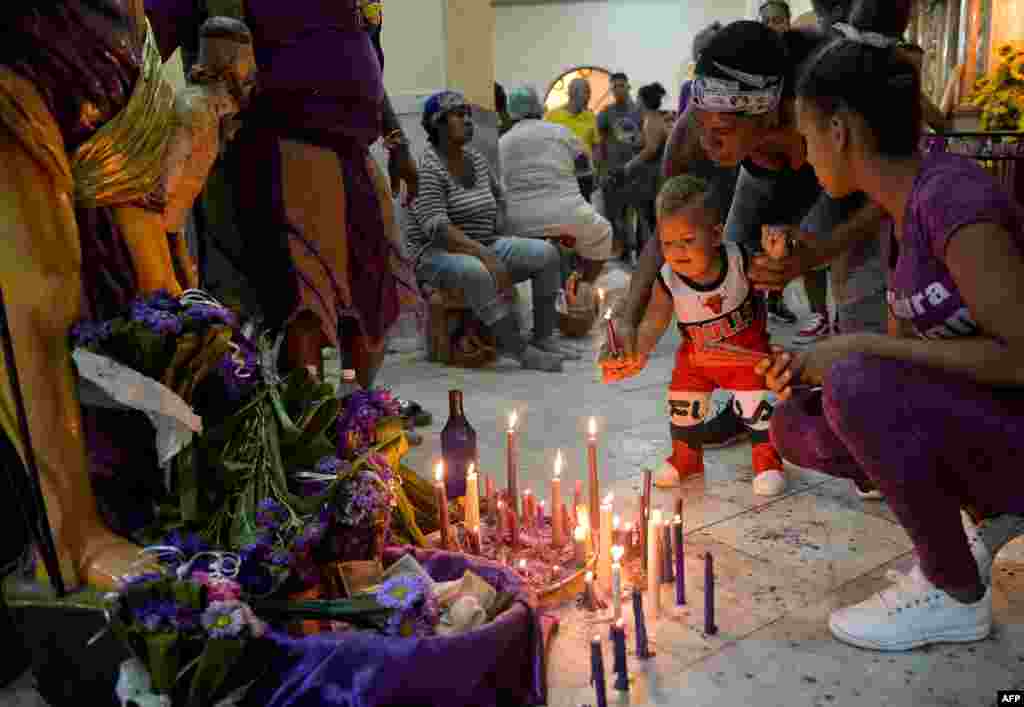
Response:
[970,43,1024,131]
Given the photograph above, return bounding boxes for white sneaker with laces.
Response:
[793,313,831,344]
[829,565,991,651]
[753,469,786,496]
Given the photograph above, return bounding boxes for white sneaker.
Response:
[961,510,1024,586]
[753,469,786,496]
[829,565,991,651]
[793,313,831,345]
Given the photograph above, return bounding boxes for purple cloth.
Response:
[886,152,1024,340]
[771,357,1024,589]
[242,547,547,707]
[677,80,693,117]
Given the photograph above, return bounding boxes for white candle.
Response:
[466,463,480,533]
[599,493,614,592]
[647,509,662,618]
[574,525,588,567]
[611,545,624,621]
[551,450,564,548]
[435,462,450,551]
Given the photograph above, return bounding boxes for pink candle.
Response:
[587,418,600,535]
[507,411,520,516]
[551,450,564,547]
[496,499,505,543]
[509,506,520,547]
[523,489,534,531]
[486,475,496,523]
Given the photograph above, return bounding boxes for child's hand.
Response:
[600,351,648,383]
[761,224,791,260]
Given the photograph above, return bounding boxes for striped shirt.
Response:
[407,146,504,264]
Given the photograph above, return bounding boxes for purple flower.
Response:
[163,529,209,557]
[119,572,164,589]
[145,290,181,312]
[376,574,427,611]
[135,599,179,631]
[217,340,259,402]
[183,303,237,327]
[315,456,343,476]
[69,320,113,348]
[131,301,183,336]
[201,601,247,638]
[240,539,273,564]
[268,550,291,568]
[255,499,287,531]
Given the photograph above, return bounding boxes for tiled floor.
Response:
[372,272,1024,706]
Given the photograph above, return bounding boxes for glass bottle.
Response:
[441,389,477,499]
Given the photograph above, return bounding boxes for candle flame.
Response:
[519,559,527,569]
[611,545,624,562]
[593,634,601,643]
[588,417,597,436]
[616,618,625,629]
[524,488,532,497]
[467,462,476,477]
[434,461,444,483]
[604,307,614,321]
[602,492,614,506]
[508,409,518,430]
[597,288,605,304]
[539,500,545,507]
[498,500,505,509]
[553,564,561,574]
[574,525,587,539]
[585,571,594,582]
[554,449,563,477]
[652,509,662,524]
[673,514,682,524]
[625,522,634,531]
[613,514,621,529]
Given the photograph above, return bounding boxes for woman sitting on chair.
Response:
[409,91,580,372]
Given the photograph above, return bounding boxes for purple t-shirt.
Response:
[887,152,1024,339]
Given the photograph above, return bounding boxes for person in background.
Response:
[609,83,670,254]
[409,91,577,373]
[759,0,791,33]
[495,82,515,136]
[763,0,1024,650]
[545,78,599,202]
[500,86,613,290]
[596,72,644,263]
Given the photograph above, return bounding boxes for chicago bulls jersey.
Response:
[658,243,768,350]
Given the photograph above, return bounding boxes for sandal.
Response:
[396,398,432,427]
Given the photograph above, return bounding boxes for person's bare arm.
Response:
[636,279,674,357]
[662,107,705,179]
[615,235,665,329]
[747,200,885,289]
[625,116,667,174]
[921,93,950,132]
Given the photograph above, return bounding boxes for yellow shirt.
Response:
[544,106,599,155]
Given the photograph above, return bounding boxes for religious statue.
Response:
[161,16,257,289]
[0,1,235,591]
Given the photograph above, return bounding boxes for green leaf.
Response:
[144,632,181,694]
[186,638,247,707]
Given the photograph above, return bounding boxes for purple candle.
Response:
[661,523,674,584]
[704,552,717,635]
[673,516,685,606]
[631,588,651,659]
[590,635,609,707]
[611,619,629,691]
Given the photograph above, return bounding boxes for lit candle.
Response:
[552,564,561,582]
[522,489,534,531]
[611,618,629,691]
[640,468,653,572]
[631,588,650,659]
[584,571,598,612]
[472,524,482,555]
[579,508,593,558]
[518,558,527,574]
[647,509,662,618]
[624,521,635,554]
[434,462,450,551]
[590,634,609,707]
[661,521,674,585]
[509,505,520,548]
[496,499,505,542]
[551,450,564,547]
[537,500,545,530]
[673,515,685,606]
[611,545,624,622]
[485,475,496,523]
[562,504,573,543]
[598,493,614,593]
[587,417,601,536]
[704,552,717,635]
[507,410,519,516]
[574,479,583,517]
[604,307,620,357]
[612,514,622,547]
[573,525,587,567]
[466,463,480,535]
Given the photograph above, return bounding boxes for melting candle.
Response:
[611,545,624,622]
[465,463,480,534]
[573,525,587,567]
[506,410,519,515]
[551,450,564,547]
[584,570,598,611]
[522,489,534,531]
[598,493,614,593]
[632,588,650,659]
[673,515,685,606]
[661,521,674,585]
[537,500,545,530]
[496,499,505,542]
[611,619,629,691]
[587,417,601,535]
[647,509,662,618]
[704,552,717,635]
[434,462,450,550]
[518,558,527,574]
[590,634,608,707]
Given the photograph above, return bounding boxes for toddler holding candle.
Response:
[624,175,787,496]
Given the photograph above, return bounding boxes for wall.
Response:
[495,0,764,108]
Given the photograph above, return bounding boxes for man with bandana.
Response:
[600,22,890,492]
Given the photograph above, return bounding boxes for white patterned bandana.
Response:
[692,75,783,115]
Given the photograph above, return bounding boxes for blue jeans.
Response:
[415,236,561,329]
